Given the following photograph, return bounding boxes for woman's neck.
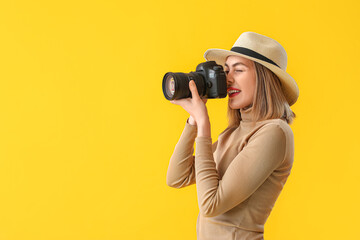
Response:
[242,103,253,111]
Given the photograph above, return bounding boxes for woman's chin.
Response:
[228,101,244,110]
[228,98,253,110]
[229,105,242,110]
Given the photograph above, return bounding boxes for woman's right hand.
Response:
[171,80,209,127]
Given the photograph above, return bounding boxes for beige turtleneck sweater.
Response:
[166,106,294,240]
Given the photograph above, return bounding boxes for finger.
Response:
[170,98,190,106]
[170,100,181,106]
[189,80,201,100]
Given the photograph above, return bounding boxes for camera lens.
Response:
[163,72,203,100]
[165,75,176,99]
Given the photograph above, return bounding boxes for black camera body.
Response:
[162,61,227,100]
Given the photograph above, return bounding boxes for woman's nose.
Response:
[226,73,234,86]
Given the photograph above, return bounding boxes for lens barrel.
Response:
[162,72,205,100]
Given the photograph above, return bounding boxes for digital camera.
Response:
[162,61,227,100]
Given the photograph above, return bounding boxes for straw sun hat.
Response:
[204,31,299,106]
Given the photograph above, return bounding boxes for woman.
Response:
[166,32,299,240]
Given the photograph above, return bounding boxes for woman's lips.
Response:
[227,87,241,98]
[229,91,240,98]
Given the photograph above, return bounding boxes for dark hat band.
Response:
[230,47,280,68]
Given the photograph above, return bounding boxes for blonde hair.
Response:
[227,61,296,127]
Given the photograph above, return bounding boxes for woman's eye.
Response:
[224,70,243,74]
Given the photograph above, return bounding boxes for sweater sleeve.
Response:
[194,123,287,217]
[166,119,218,189]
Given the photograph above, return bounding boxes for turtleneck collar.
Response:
[239,105,287,124]
[239,105,254,122]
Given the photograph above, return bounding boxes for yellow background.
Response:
[0,0,359,239]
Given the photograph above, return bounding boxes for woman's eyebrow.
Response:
[224,62,248,68]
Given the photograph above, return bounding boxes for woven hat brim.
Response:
[204,48,299,106]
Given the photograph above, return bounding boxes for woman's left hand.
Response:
[170,80,209,125]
